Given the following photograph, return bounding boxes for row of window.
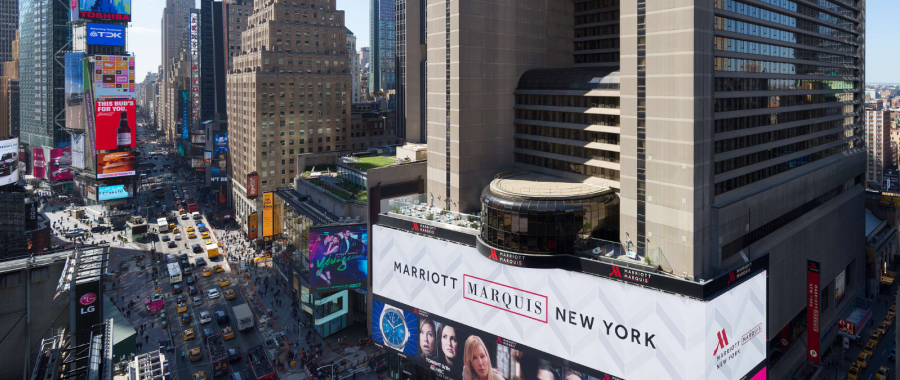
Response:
[574,0,619,13]
[515,153,621,182]
[714,143,850,194]
[715,117,852,153]
[574,10,619,25]
[715,130,849,174]
[715,17,856,54]
[515,124,620,145]
[574,24,620,39]
[515,109,619,127]
[575,38,620,52]
[715,0,856,42]
[715,37,855,64]
[714,57,856,76]
[756,0,856,29]
[714,77,856,92]
[714,93,854,113]
[574,52,619,64]
[515,95,619,109]
[715,104,852,133]
[515,138,620,163]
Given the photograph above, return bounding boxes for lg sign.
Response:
[79,292,97,314]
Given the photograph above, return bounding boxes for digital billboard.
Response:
[308,225,368,293]
[262,192,273,238]
[73,280,103,347]
[32,147,46,179]
[0,138,18,186]
[92,55,135,99]
[65,53,86,131]
[86,23,125,46]
[73,0,131,21]
[191,158,205,168]
[247,173,259,198]
[72,135,85,169]
[96,152,136,179]
[48,148,73,181]
[191,134,206,143]
[372,299,418,356]
[248,212,258,240]
[98,184,128,201]
[190,12,200,127]
[94,99,136,150]
[181,90,189,140]
[214,133,228,155]
[372,226,767,380]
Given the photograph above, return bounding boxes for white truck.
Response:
[157,218,168,233]
[233,303,254,331]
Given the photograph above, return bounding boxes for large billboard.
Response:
[32,147,46,179]
[214,133,228,155]
[94,99,136,150]
[92,55,135,99]
[48,148,74,181]
[372,226,767,380]
[181,90,189,140]
[73,280,102,347]
[86,23,125,46]
[0,138,18,186]
[96,152,136,179]
[309,225,368,293]
[247,173,259,198]
[190,12,200,127]
[72,135,85,169]
[248,212,258,240]
[72,0,131,21]
[98,184,128,201]
[65,53,86,131]
[807,259,821,363]
[262,192,273,238]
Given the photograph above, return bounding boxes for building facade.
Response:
[225,0,252,70]
[0,30,18,140]
[347,28,359,104]
[0,0,15,63]
[866,108,893,189]
[368,0,395,94]
[396,0,424,142]
[159,0,194,141]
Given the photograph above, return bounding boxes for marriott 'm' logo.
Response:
[713,329,729,356]
[609,266,622,278]
[410,223,435,235]
[489,249,498,261]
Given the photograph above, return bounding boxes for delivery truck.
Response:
[233,303,254,331]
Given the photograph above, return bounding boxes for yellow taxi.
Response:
[254,253,271,262]
[202,268,212,277]
[182,328,195,341]
[180,208,187,215]
[857,352,872,370]
[877,321,888,338]
[224,289,236,300]
[202,232,210,239]
[213,264,224,273]
[889,304,897,318]
[186,226,195,233]
[876,366,890,380]
[205,240,214,246]
[218,277,230,287]
[864,339,877,356]
[173,227,180,234]
[188,232,197,239]
[221,326,235,340]
[192,371,207,380]
[168,223,176,231]
[885,313,895,328]
[189,347,202,362]
[177,301,188,313]
[848,364,861,380]
[870,331,882,345]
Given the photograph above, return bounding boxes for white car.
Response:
[174,233,182,241]
[199,311,211,324]
[207,289,220,299]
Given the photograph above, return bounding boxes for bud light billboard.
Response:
[86,23,125,46]
[308,224,368,294]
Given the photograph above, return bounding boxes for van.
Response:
[192,212,202,220]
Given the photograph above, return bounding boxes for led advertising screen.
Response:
[48,148,74,181]
[96,152,136,179]
[214,133,228,155]
[32,147,46,179]
[73,0,131,21]
[72,135,85,169]
[181,90,189,140]
[372,299,418,356]
[98,184,128,201]
[248,212,258,240]
[0,138,18,186]
[262,192,274,238]
[191,158,205,168]
[65,53,86,131]
[92,55,135,99]
[308,225,368,293]
[191,134,206,144]
[247,173,259,198]
[86,23,125,46]
[94,99,136,150]
[190,12,200,126]
[372,226,767,380]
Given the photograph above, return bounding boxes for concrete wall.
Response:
[293,178,367,221]
[295,152,341,174]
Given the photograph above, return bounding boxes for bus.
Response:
[167,263,182,283]
[157,218,169,233]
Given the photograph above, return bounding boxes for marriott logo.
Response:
[411,223,435,235]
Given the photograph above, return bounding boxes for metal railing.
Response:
[388,195,482,230]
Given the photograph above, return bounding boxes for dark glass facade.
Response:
[480,187,618,255]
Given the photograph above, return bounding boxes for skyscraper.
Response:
[159,0,194,141]
[396,0,423,142]
[0,0,16,63]
[866,108,893,189]
[224,0,251,70]
[368,0,394,94]
[347,27,359,104]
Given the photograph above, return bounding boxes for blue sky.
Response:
[134,2,893,83]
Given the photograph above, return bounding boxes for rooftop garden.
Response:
[345,156,396,170]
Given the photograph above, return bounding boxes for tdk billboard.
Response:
[86,23,125,46]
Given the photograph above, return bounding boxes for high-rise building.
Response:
[200,0,217,123]
[0,30,18,140]
[159,0,194,141]
[396,0,423,142]
[18,0,70,151]
[227,0,351,233]
[0,0,15,63]
[347,27,359,104]
[368,0,395,94]
[866,108,893,189]
[359,46,370,100]
[224,0,251,71]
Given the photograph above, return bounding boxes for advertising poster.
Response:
[72,135,85,169]
[181,90,189,140]
[83,59,97,170]
[73,0,131,21]
[18,144,27,174]
[835,269,846,305]
[73,280,102,346]
[65,53,86,131]
[203,151,212,164]
[308,225,368,293]
[214,133,228,155]
[190,12,200,127]
[32,147,46,179]
[192,134,207,143]
[86,23,125,46]
[98,184,128,201]
[96,152,136,179]
[262,192,273,238]
[48,148,74,181]
[247,173,259,198]
[248,212,258,240]
[0,138,18,186]
[92,55,135,99]
[372,226,768,380]
[191,158,204,168]
[372,299,418,356]
[94,99,136,150]
[807,259,821,363]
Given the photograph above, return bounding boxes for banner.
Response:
[73,0,131,21]
[65,53,86,131]
[190,12,200,127]
[0,138,18,186]
[83,58,97,170]
[309,225,368,293]
[262,193,273,238]
[86,24,125,46]
[807,259,821,363]
[247,173,259,198]
[94,99,136,150]
[92,55,135,99]
[373,226,767,380]
[48,148,73,181]
[181,90,189,140]
[73,280,102,346]
[72,135,85,169]
[32,147,46,179]
[96,151,136,179]
[98,184,128,201]
[214,133,228,155]
[248,212,258,240]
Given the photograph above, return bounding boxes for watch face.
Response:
[381,307,408,348]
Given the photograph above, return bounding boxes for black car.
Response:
[167,241,177,248]
[186,276,195,285]
[226,347,242,363]
[181,313,192,324]
[202,327,215,340]
[176,294,187,303]
[90,225,110,233]
[192,244,203,253]
[180,259,190,268]
[180,253,188,261]
[113,225,126,231]
[161,235,170,242]
[183,267,193,275]
[172,284,183,294]
[194,258,207,266]
[188,285,198,295]
[215,310,229,325]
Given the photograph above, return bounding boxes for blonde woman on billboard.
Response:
[462,336,505,380]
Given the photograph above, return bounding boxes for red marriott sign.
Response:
[807,259,821,363]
